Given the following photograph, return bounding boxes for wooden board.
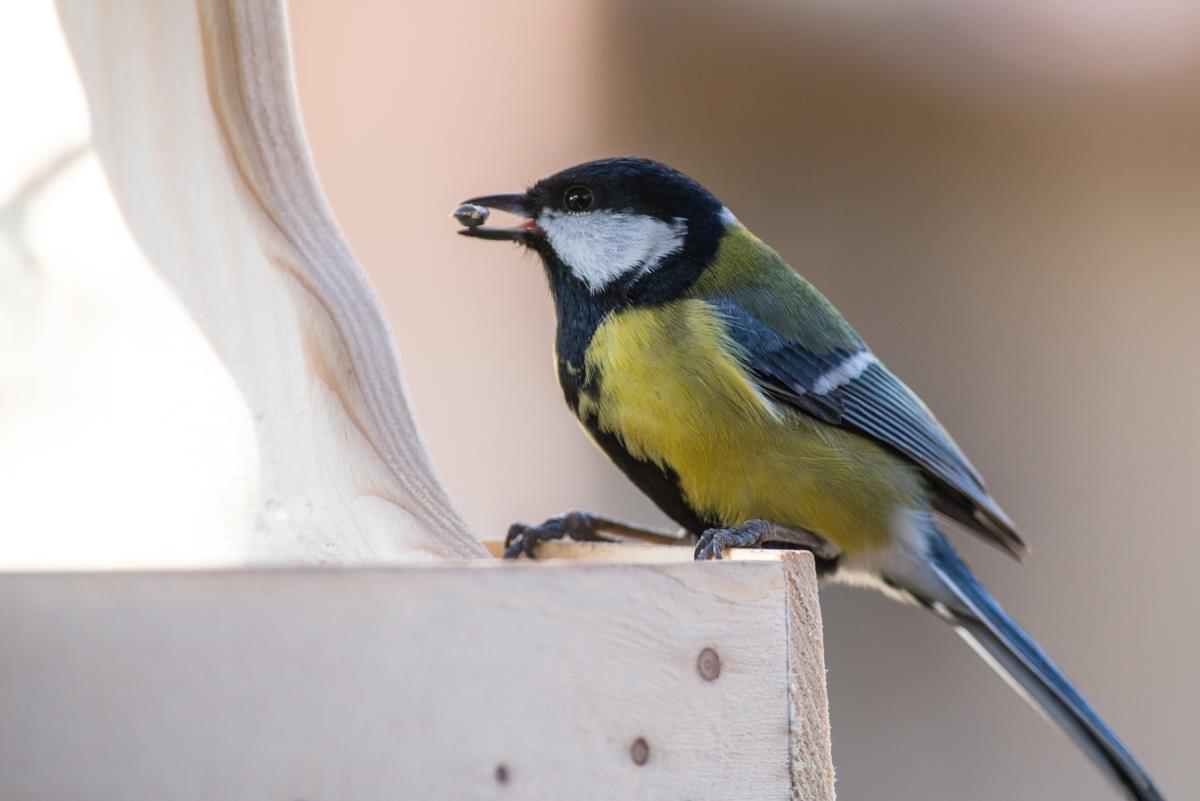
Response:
[0,555,833,801]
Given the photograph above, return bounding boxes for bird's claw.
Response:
[503,522,543,559]
[694,522,767,561]
[502,511,613,559]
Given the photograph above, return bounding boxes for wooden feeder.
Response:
[0,3,834,799]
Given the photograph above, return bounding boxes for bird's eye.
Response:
[563,186,593,212]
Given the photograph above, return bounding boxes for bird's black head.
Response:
[458,158,731,302]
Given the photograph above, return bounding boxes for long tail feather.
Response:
[919,535,1164,801]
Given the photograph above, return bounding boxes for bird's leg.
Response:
[503,510,683,559]
[694,519,841,561]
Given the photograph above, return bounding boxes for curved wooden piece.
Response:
[55,0,484,560]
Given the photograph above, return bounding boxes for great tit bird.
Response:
[456,157,1163,801]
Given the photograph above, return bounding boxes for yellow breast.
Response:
[577,300,924,552]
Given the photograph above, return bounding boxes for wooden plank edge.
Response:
[783,551,836,800]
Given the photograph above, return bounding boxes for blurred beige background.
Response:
[290,1,1196,799]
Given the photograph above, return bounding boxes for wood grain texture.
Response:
[0,558,832,801]
[53,0,483,560]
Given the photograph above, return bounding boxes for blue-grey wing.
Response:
[713,297,1025,559]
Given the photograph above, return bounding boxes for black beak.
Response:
[454,192,542,242]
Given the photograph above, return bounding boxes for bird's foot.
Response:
[694,519,841,562]
[694,519,774,560]
[503,511,615,559]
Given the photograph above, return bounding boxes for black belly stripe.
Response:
[579,416,716,537]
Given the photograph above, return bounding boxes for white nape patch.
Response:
[538,209,687,293]
[718,206,739,227]
[812,350,879,395]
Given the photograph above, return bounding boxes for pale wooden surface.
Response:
[0,555,833,801]
[483,539,782,561]
[0,5,265,567]
[485,541,837,799]
[53,0,483,561]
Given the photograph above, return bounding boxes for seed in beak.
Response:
[452,203,490,228]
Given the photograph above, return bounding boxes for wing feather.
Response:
[713,297,1026,559]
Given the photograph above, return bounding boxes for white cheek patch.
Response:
[539,209,687,293]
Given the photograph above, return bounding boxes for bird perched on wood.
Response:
[456,157,1163,801]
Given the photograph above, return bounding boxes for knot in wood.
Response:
[630,737,650,766]
[697,647,721,681]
